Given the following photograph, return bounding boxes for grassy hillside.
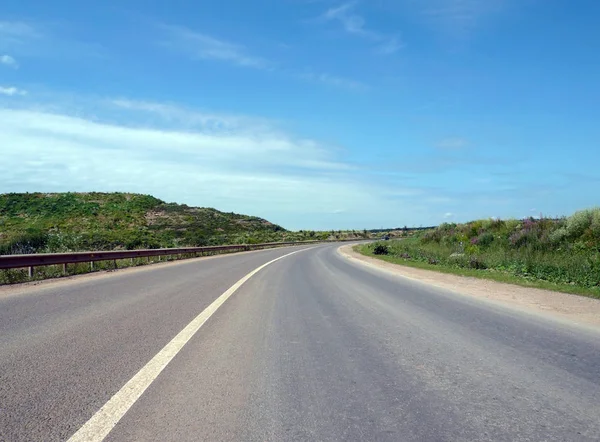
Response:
[359,208,600,297]
[0,192,295,254]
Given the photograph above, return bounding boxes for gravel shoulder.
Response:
[339,244,600,330]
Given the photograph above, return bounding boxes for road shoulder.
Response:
[0,246,305,298]
[339,244,600,330]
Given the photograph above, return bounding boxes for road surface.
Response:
[1,243,600,441]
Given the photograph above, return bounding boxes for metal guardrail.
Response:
[0,239,354,278]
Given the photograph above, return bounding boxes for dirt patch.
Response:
[339,245,600,330]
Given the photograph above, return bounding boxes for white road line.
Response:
[68,247,311,442]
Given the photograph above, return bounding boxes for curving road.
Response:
[1,243,600,441]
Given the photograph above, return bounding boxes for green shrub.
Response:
[591,210,600,236]
[505,219,520,232]
[373,244,389,255]
[0,229,49,255]
[566,209,597,238]
[549,227,568,244]
[477,232,495,248]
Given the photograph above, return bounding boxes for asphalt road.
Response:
[1,244,600,441]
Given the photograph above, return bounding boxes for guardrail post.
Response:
[113,259,117,269]
[28,266,33,279]
[62,263,67,275]
[90,261,94,271]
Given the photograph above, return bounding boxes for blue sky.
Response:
[1,0,599,230]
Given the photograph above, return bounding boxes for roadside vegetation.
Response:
[0,192,372,255]
[359,208,600,298]
[0,192,371,284]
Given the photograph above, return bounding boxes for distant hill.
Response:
[0,192,291,254]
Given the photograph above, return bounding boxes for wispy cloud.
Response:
[0,20,105,59]
[419,0,506,38]
[0,86,27,96]
[436,137,468,150]
[160,25,271,69]
[299,71,368,91]
[0,21,40,55]
[562,172,600,184]
[320,2,403,54]
[377,37,403,55]
[158,23,366,91]
[0,21,40,41]
[324,2,370,36]
[0,54,18,68]
[443,212,454,219]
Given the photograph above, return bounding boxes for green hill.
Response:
[0,192,293,254]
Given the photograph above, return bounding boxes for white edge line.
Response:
[68,247,313,442]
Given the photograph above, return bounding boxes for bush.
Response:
[373,244,389,255]
[591,211,600,236]
[477,232,495,248]
[549,227,568,244]
[0,229,49,255]
[566,209,597,238]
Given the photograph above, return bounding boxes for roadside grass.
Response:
[355,208,600,300]
[356,244,600,299]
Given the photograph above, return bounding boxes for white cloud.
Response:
[0,95,459,229]
[320,2,403,54]
[110,99,261,132]
[0,86,27,96]
[0,54,18,68]
[299,71,368,91]
[324,2,369,36]
[160,25,270,69]
[0,106,352,170]
[0,102,403,229]
[443,212,454,219]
